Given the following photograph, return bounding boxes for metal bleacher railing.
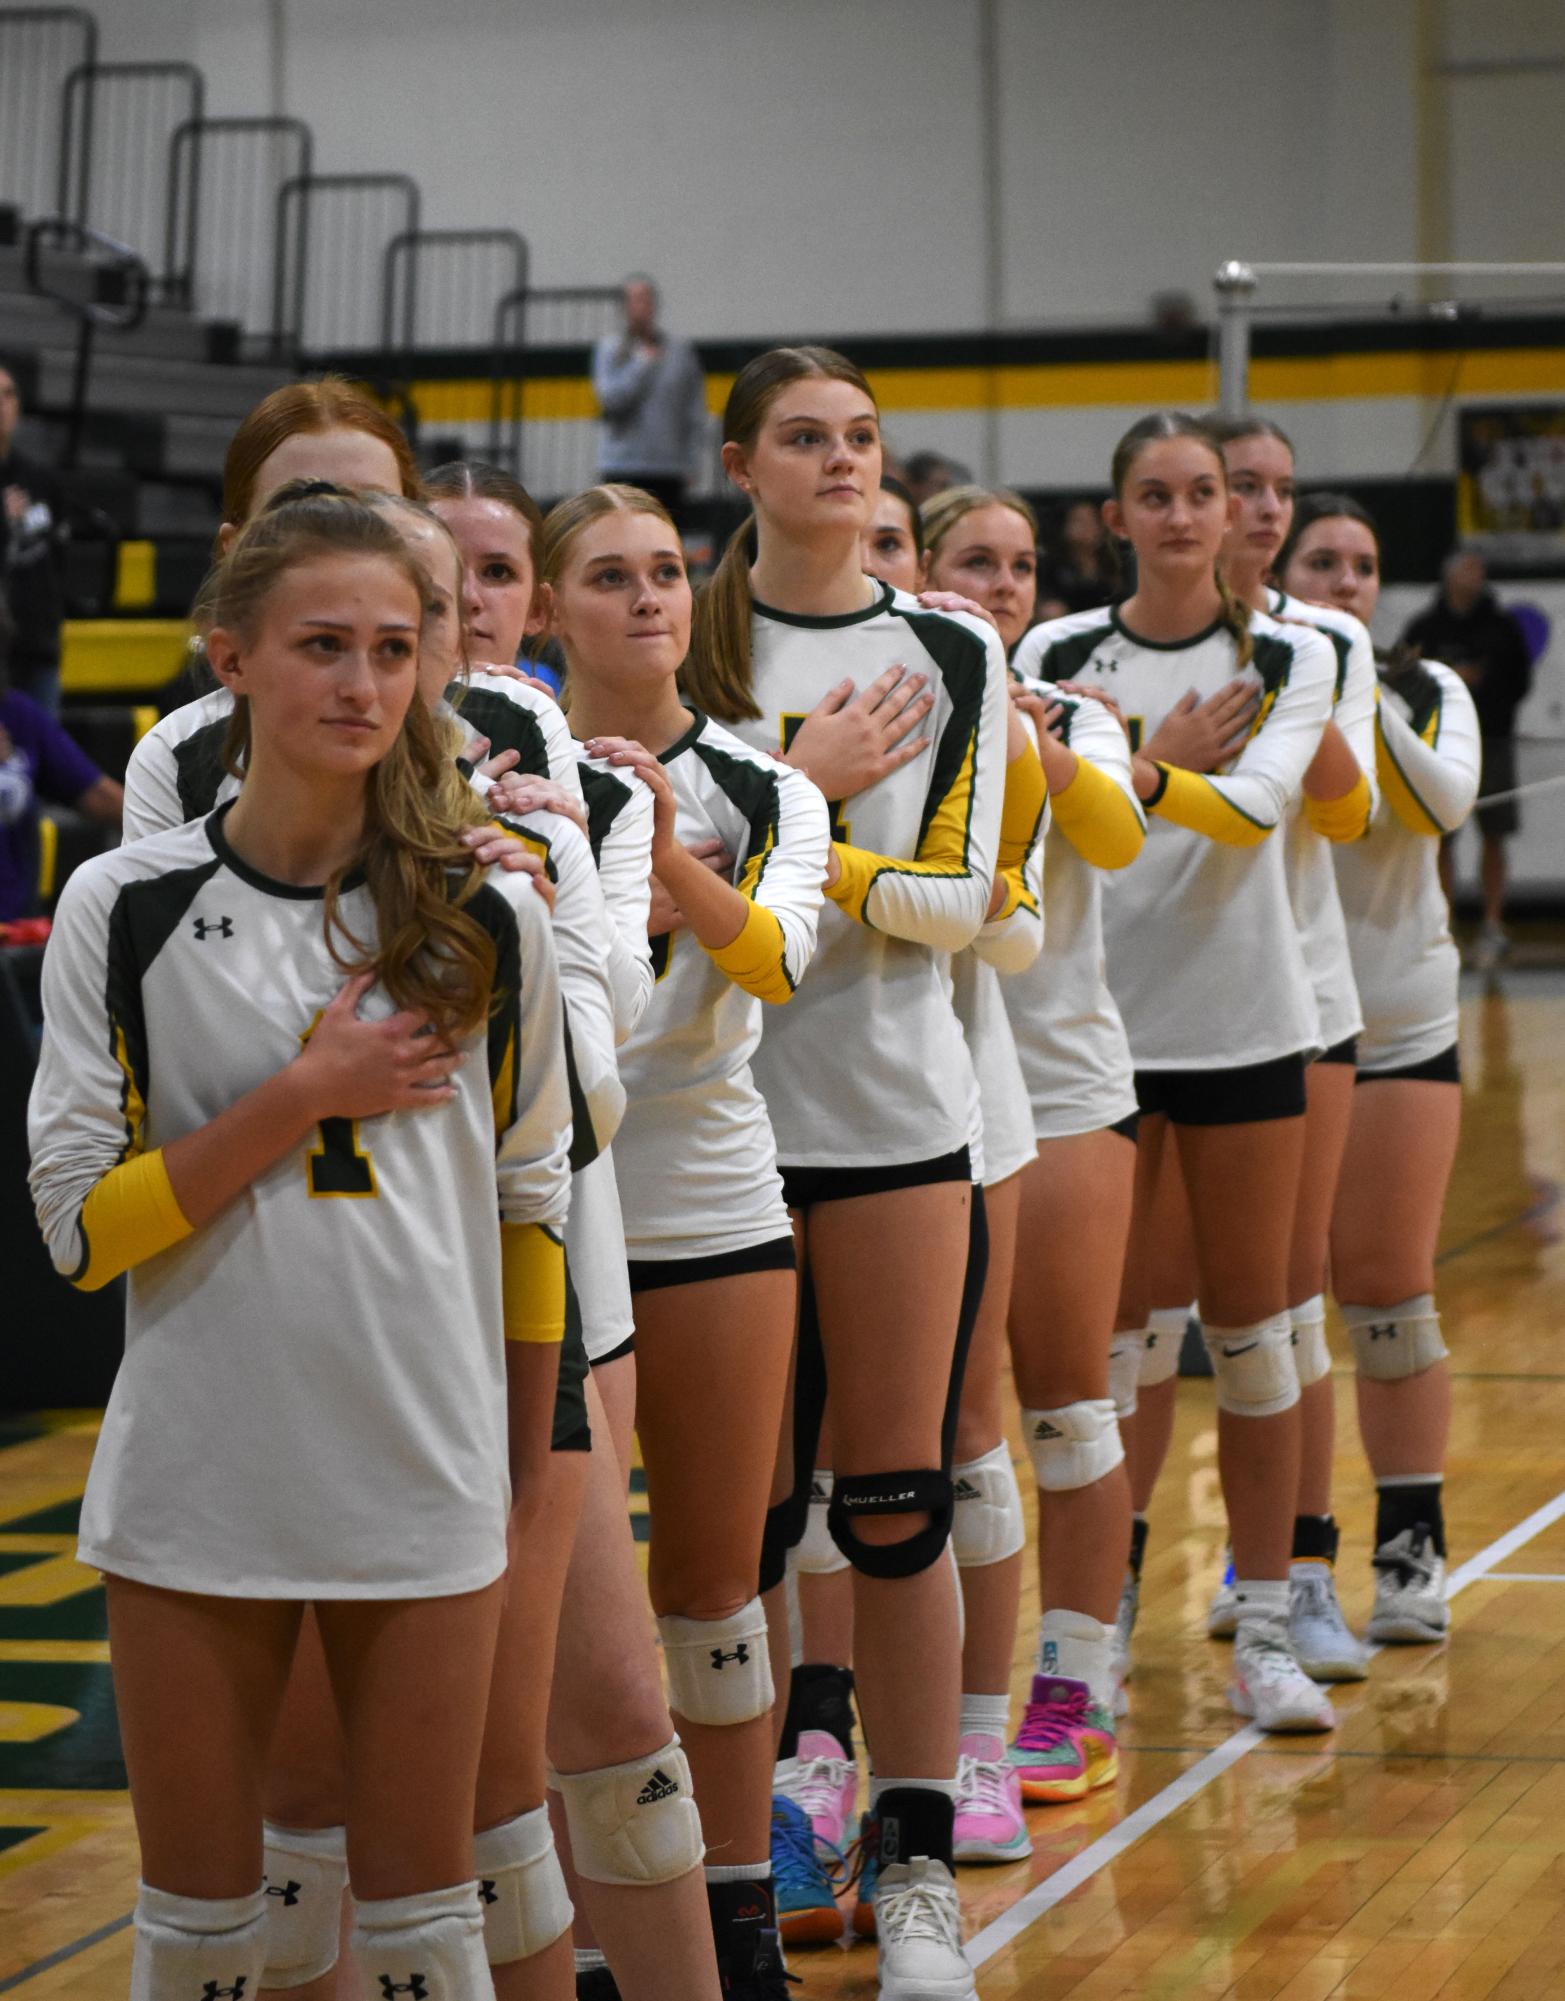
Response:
[274,170,421,361]
[164,115,313,344]
[490,283,622,499]
[0,7,96,221]
[58,60,204,278]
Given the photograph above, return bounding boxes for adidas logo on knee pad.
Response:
[635,1767,681,1805]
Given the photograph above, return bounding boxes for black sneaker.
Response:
[722,1925,798,1999]
[576,1966,622,1999]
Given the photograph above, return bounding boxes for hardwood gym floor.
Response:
[2,972,1562,1998]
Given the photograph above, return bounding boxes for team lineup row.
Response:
[24,347,1477,2001]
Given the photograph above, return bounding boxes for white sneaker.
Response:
[1368,1526,1449,1643]
[1228,1618,1336,1732]
[1289,1561,1370,1681]
[1206,1548,1239,1638]
[1111,1570,1138,1714]
[1470,922,1509,973]
[874,1856,975,2000]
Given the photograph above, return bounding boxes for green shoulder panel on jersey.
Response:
[1029,619,1115,686]
[690,731,784,904]
[102,856,225,1165]
[1250,630,1298,698]
[1323,627,1350,704]
[579,763,634,866]
[173,718,232,823]
[468,875,596,1173]
[1383,661,1445,744]
[897,608,990,854]
[447,684,552,775]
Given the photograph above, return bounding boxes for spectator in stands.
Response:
[1400,549,1533,968]
[0,362,68,716]
[0,594,122,922]
[903,449,971,506]
[591,275,708,519]
[1038,496,1120,618]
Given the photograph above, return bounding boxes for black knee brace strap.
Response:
[758,1492,808,1594]
[827,1469,954,1578]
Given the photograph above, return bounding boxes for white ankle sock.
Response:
[1037,1608,1113,1708]
[958,1692,1010,1742]
[705,1861,770,1882]
[1234,1577,1289,1628]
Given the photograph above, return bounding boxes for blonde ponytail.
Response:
[1213,569,1255,670]
[685,516,760,722]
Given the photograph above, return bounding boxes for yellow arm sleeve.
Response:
[1148,764,1272,848]
[1303,770,1373,843]
[72,1148,193,1292]
[986,864,1040,927]
[501,1222,567,1344]
[703,898,796,1005]
[1049,757,1146,869]
[997,741,1047,869]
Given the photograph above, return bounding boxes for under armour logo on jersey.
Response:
[636,1768,680,1805]
[200,1983,248,2001]
[264,1879,302,1906]
[378,1980,428,2000]
[478,1879,498,1905]
[1089,653,1118,675]
[192,915,234,940]
[710,1642,750,1669]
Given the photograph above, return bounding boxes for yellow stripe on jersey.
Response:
[1304,770,1373,843]
[705,899,796,1005]
[988,864,1042,928]
[1150,764,1274,846]
[826,725,981,926]
[491,1022,518,1141]
[997,740,1047,870]
[112,1021,147,1162]
[1376,717,1447,836]
[1048,756,1146,869]
[501,1222,567,1344]
[72,1149,193,1291]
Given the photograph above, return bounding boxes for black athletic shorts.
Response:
[1109,1109,1141,1144]
[1317,1035,1359,1067]
[779,1146,972,1210]
[1356,1042,1461,1086]
[551,1274,592,1453]
[627,1235,796,1293]
[1474,737,1518,839]
[1134,1051,1308,1127]
[592,1331,635,1369]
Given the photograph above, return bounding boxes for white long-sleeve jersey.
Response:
[1334,659,1480,1071]
[1014,604,1334,1070]
[599,711,830,1260]
[28,806,572,1598]
[729,582,1008,1167]
[122,670,581,840]
[996,667,1145,1139]
[1270,589,1380,1051]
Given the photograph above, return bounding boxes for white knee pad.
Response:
[350,1881,489,1999]
[1203,1313,1299,1417]
[131,1883,268,2001]
[1021,1399,1124,1493]
[1109,1333,1142,1419]
[1344,1294,1449,1381]
[549,1737,705,1886]
[950,1443,1026,1566]
[658,1597,774,1725]
[1290,1295,1333,1388]
[1140,1305,1191,1388]
[797,1468,849,1575]
[473,1805,573,1966]
[261,1821,348,1988]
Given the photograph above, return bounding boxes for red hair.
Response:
[222,375,419,526]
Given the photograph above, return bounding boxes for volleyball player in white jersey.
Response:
[1200,418,1379,1680]
[1280,495,1479,1643]
[547,483,829,1999]
[687,347,1009,2000]
[28,491,574,2001]
[1021,412,1337,1733]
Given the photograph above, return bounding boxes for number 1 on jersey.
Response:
[299,1014,378,1198]
[779,715,851,844]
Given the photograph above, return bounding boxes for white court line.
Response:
[966,1481,1565,1971]
[1472,1571,1565,1583]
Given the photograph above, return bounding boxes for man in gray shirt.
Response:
[592,276,707,520]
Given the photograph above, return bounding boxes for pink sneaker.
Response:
[787,1728,859,1849]
[1007,1674,1118,1804]
[953,1730,1032,1862]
